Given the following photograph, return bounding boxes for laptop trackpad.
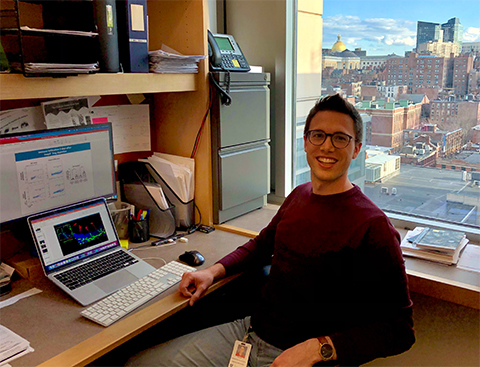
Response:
[96,271,137,294]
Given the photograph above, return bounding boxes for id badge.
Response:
[228,340,252,367]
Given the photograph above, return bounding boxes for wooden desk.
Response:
[4,221,479,366]
[4,229,248,367]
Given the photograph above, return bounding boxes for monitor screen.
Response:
[0,123,116,224]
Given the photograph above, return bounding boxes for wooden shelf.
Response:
[0,72,197,100]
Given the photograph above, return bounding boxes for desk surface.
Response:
[4,212,480,366]
[4,229,249,367]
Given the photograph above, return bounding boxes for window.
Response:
[293,0,480,237]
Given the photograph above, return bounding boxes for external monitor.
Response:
[0,123,116,224]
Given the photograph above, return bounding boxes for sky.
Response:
[322,0,480,56]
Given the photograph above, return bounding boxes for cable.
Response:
[190,84,214,158]
[209,71,232,106]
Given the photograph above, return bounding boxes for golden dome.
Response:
[332,34,346,52]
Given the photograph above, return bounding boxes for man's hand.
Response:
[178,263,226,306]
[271,339,323,367]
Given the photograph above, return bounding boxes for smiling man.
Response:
[127,94,415,367]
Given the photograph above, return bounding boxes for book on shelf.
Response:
[400,227,469,265]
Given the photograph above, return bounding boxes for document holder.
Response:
[119,161,195,232]
[142,162,195,229]
[118,161,176,238]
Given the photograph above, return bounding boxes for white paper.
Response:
[457,244,480,273]
[90,105,151,154]
[145,184,169,210]
[140,156,191,202]
[0,288,42,309]
[148,45,206,74]
[20,26,97,37]
[0,264,14,278]
[42,97,93,129]
[1,345,34,366]
[0,325,32,365]
[0,107,46,135]
[150,153,194,202]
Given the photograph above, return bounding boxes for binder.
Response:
[116,0,149,73]
[93,0,121,72]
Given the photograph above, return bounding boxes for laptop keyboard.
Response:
[54,250,138,290]
[80,261,196,327]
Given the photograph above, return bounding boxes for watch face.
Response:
[321,343,334,359]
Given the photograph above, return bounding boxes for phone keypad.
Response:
[221,54,249,70]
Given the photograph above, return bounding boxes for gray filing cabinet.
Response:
[211,72,271,224]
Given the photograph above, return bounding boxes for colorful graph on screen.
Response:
[55,213,108,256]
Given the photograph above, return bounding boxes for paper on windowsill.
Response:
[457,244,480,273]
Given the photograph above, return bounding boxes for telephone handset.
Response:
[208,30,250,72]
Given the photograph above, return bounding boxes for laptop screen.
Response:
[29,198,120,275]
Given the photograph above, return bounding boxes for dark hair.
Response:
[304,94,363,143]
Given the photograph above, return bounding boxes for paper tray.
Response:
[118,161,194,233]
[143,162,194,229]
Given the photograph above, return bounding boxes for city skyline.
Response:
[323,0,480,56]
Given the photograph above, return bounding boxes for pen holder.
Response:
[129,218,149,243]
[109,202,133,240]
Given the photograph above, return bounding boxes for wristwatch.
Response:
[317,336,334,361]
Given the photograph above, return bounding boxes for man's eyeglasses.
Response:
[305,130,354,149]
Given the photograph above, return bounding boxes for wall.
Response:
[222,0,296,200]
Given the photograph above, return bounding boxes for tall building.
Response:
[416,17,463,49]
[441,17,463,47]
[416,21,442,49]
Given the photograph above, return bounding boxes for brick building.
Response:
[473,125,480,144]
[386,53,450,93]
[452,54,474,97]
[429,99,480,137]
[357,100,423,149]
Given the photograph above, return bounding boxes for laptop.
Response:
[28,198,155,306]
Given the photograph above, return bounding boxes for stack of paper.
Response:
[0,325,34,365]
[400,227,469,265]
[24,62,99,74]
[148,47,206,74]
[140,153,194,203]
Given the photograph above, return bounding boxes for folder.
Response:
[116,0,149,73]
[93,0,121,72]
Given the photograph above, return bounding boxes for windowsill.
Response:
[217,204,480,309]
[387,212,480,243]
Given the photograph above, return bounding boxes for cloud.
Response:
[323,14,417,50]
[463,27,480,42]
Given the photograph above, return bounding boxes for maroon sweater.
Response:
[218,184,415,365]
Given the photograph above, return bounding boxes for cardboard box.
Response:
[6,252,44,281]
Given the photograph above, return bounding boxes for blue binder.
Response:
[117,0,149,73]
